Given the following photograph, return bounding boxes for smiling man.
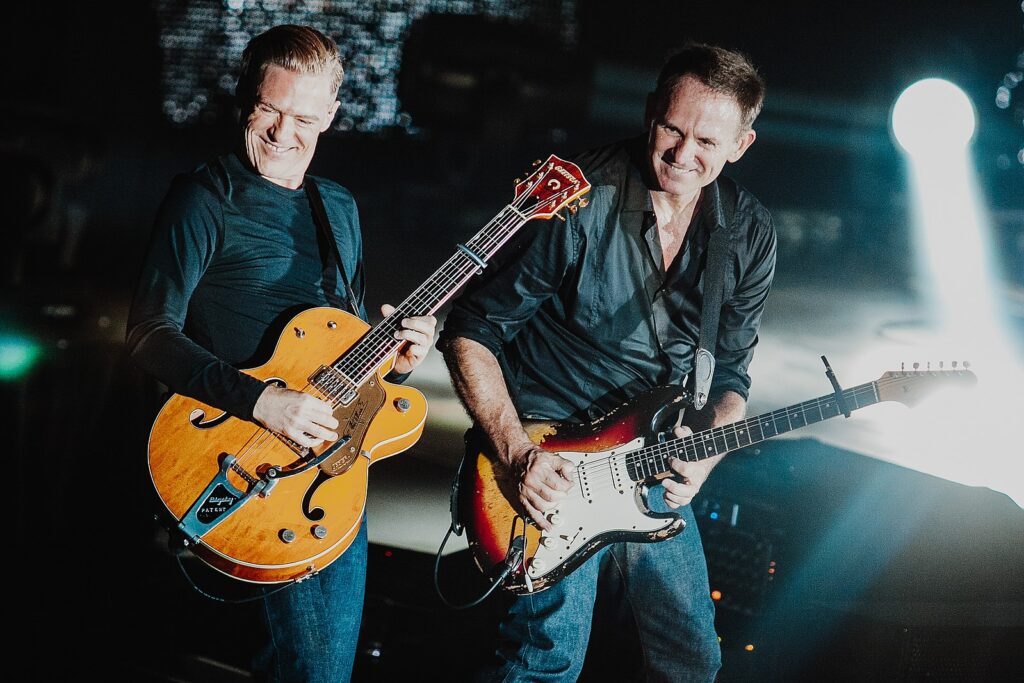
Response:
[128,25,435,683]
[440,43,776,681]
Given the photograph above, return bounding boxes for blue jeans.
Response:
[482,494,721,683]
[252,521,367,683]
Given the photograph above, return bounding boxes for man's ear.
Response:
[321,100,341,133]
[728,128,757,163]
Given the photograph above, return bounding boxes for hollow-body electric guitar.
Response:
[459,366,976,594]
[148,156,591,583]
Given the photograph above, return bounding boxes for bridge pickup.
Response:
[310,365,359,406]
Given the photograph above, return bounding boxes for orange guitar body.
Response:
[148,307,426,583]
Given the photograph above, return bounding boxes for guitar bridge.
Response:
[177,454,270,543]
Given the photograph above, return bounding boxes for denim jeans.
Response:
[482,493,721,683]
[252,521,368,683]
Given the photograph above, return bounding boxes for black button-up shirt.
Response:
[440,137,776,422]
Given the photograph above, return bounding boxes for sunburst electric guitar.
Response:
[148,156,591,583]
[459,366,976,594]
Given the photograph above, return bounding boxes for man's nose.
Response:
[671,136,698,163]
[268,114,295,141]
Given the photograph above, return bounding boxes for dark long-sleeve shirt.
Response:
[127,151,365,420]
[439,137,776,422]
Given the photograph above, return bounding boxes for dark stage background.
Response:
[3,1,1023,681]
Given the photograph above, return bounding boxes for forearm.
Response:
[126,320,266,420]
[440,337,533,466]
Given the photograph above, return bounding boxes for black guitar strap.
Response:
[692,177,738,410]
[305,177,360,317]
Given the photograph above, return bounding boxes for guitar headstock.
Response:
[875,361,977,407]
[512,155,592,221]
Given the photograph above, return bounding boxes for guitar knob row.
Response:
[279,526,329,542]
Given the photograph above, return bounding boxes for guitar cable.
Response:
[433,525,526,610]
[171,541,298,604]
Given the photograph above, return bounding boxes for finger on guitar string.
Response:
[513,446,577,530]
[520,495,552,531]
[381,303,437,374]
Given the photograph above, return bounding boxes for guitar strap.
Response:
[305,177,361,317]
[692,176,738,410]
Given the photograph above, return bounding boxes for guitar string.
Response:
[225,197,539,472]
[536,374,956,502]
[318,181,571,406]
[312,189,542,406]
[566,383,880,497]
[315,183,557,411]
[226,211,530,474]
[223,175,584,477]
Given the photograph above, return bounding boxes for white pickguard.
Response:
[525,437,681,584]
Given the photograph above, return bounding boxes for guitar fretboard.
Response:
[308,205,526,402]
[625,381,880,482]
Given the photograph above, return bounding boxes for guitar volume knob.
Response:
[394,398,411,412]
[548,513,564,527]
[530,558,547,572]
[540,536,556,549]
[279,529,296,544]
[311,525,328,539]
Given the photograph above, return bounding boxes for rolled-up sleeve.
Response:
[439,216,580,356]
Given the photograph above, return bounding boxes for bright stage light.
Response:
[0,334,42,381]
[892,78,976,156]
[888,78,1024,509]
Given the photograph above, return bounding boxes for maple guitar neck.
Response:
[627,379,886,481]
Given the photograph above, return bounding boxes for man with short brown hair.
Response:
[440,43,776,681]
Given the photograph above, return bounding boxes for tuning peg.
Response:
[514,177,522,184]
[952,361,958,368]
[939,361,944,369]
[532,159,542,167]
[568,204,579,215]
[578,198,589,209]
[963,361,970,369]
[913,362,920,370]
[554,212,566,221]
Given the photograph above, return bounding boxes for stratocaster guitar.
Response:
[149,156,591,583]
[459,366,976,594]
